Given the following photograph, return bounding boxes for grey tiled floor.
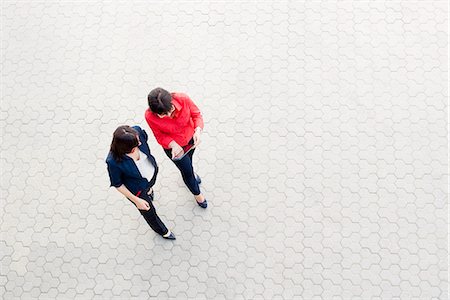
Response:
[1,1,448,299]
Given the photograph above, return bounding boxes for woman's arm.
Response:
[145,111,174,149]
[148,125,175,150]
[184,94,204,147]
[185,94,204,130]
[107,160,150,211]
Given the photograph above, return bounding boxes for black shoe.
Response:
[195,173,202,185]
[163,232,176,240]
[196,198,207,209]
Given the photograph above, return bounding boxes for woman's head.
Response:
[148,87,173,116]
[110,125,139,161]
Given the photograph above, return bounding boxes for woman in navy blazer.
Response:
[106,125,175,240]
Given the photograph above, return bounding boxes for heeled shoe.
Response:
[196,198,207,209]
[147,188,154,201]
[195,173,202,185]
[163,232,176,240]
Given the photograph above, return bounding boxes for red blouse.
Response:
[145,92,204,149]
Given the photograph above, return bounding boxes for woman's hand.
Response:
[136,198,150,211]
[193,127,202,147]
[115,185,150,211]
[169,141,184,159]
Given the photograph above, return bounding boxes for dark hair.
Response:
[148,87,172,115]
[110,125,139,161]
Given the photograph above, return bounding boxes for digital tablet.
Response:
[172,143,195,161]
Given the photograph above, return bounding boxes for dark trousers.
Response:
[164,145,201,196]
[136,191,168,236]
[130,172,168,236]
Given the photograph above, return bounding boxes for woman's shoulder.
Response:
[106,152,117,164]
[132,125,143,133]
[131,125,148,141]
[171,92,190,102]
[144,108,153,119]
[145,108,160,125]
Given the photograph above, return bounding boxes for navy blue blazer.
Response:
[106,126,159,196]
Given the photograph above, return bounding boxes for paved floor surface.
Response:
[1,1,448,299]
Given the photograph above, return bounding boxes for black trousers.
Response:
[136,190,168,236]
[164,143,201,196]
[130,171,168,236]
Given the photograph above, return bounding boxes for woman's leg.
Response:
[187,146,195,160]
[137,194,169,236]
[164,148,201,195]
[187,149,201,183]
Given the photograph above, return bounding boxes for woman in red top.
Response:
[145,87,208,208]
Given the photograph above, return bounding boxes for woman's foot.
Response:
[194,194,208,209]
[147,188,154,200]
[195,173,202,185]
[162,230,176,240]
[197,199,207,208]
